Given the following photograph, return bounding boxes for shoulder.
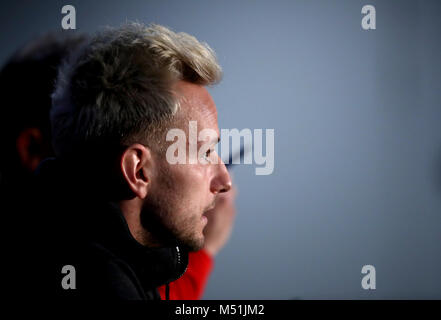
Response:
[58,241,150,300]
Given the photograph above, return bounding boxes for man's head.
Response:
[51,23,231,250]
[0,33,86,184]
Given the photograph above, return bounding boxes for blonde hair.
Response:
[51,22,222,157]
[145,23,222,85]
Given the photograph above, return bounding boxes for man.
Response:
[43,23,232,299]
[0,31,235,301]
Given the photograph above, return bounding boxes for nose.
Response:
[210,158,232,194]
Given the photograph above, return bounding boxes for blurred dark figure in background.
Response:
[0,32,87,298]
[0,33,86,190]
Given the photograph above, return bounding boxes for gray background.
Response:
[1,0,440,299]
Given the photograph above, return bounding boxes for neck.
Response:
[119,198,162,247]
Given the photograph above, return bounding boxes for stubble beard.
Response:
[140,191,205,251]
[139,156,206,251]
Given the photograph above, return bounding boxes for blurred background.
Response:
[1,0,440,299]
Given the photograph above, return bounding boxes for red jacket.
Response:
[158,250,213,300]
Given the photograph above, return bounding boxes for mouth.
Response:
[201,201,215,224]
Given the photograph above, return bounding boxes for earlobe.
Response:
[16,128,44,172]
[120,144,152,199]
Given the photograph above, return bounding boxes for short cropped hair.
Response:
[51,23,222,159]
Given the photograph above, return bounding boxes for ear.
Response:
[120,144,153,199]
[16,127,44,172]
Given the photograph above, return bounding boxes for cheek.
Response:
[190,165,213,199]
[171,165,212,207]
[173,163,209,187]
[159,160,212,198]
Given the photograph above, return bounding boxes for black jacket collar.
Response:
[36,158,189,295]
[91,201,189,290]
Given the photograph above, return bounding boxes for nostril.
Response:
[220,182,232,193]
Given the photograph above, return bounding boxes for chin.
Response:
[180,233,204,252]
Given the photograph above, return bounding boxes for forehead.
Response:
[173,81,219,134]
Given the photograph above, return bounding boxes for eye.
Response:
[203,148,214,162]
